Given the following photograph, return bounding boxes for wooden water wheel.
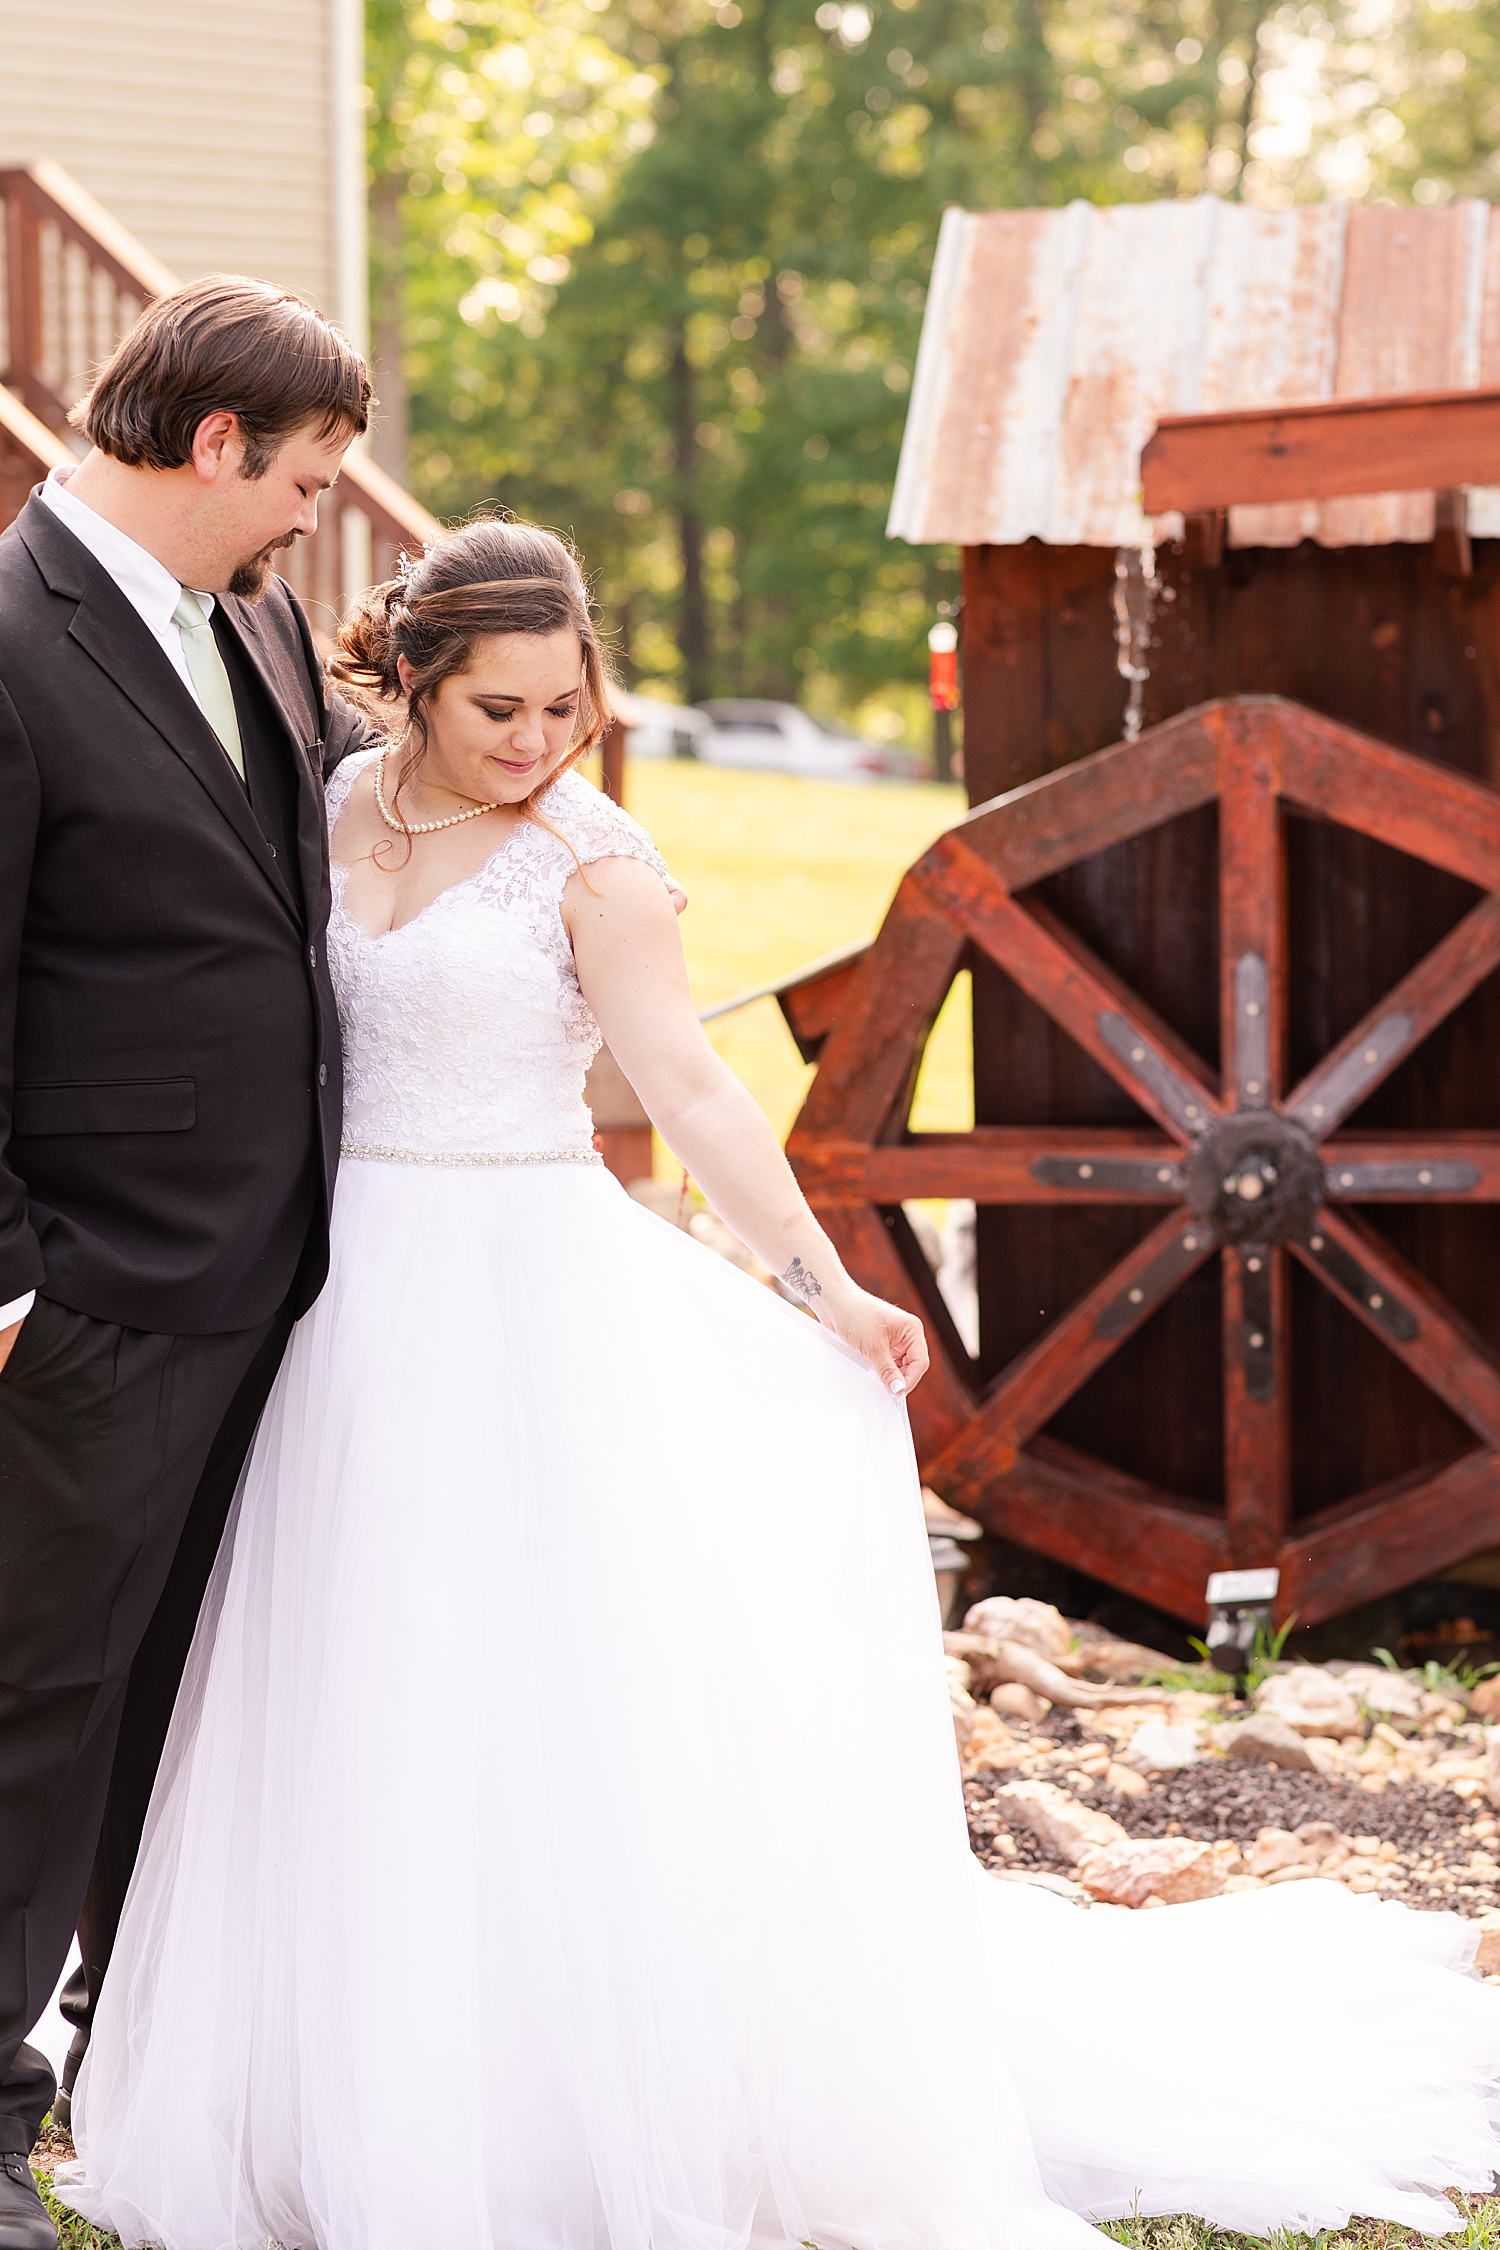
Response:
[787,695,1500,1629]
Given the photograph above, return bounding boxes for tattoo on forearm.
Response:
[783,1257,822,1305]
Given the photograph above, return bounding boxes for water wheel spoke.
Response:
[792,1129,1185,1204]
[1320,1132,1498,1199]
[1222,1243,1290,1561]
[1217,717,1286,1111]
[917,838,1221,1142]
[1285,894,1500,1138]
[1294,1206,1500,1449]
[925,1208,1217,1493]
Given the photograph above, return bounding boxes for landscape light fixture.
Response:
[1203,1566,1280,1686]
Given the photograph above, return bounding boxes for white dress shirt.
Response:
[1,474,223,1332]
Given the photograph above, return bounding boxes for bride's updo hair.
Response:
[330,515,609,833]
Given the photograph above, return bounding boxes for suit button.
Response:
[309,944,317,967]
[318,1064,328,1086]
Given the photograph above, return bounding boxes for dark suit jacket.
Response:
[0,492,368,1334]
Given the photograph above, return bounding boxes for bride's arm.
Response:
[566,857,930,1397]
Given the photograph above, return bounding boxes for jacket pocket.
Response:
[12,1079,196,1135]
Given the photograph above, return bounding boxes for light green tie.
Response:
[172,590,246,785]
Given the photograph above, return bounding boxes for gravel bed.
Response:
[961,1714,1498,1914]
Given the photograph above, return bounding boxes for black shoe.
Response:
[0,2154,55,2250]
[49,2027,88,2137]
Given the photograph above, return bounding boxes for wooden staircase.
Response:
[0,159,436,625]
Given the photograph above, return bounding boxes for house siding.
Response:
[0,0,338,312]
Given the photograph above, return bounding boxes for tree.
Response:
[365,0,1497,729]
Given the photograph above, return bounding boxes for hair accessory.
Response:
[395,549,417,587]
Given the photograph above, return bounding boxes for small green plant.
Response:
[1372,1645,1500,1699]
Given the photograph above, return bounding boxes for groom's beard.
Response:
[228,530,299,599]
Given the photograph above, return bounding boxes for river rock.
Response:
[1123,1721,1201,1775]
[1221,1713,1318,1772]
[1246,1827,1312,1877]
[963,1597,1072,1666]
[961,1709,1022,1774]
[990,1682,1051,1723]
[1076,1835,1226,1908]
[1254,1669,1364,1738]
[995,1780,1129,1864]
[1334,1663,1425,1720]
[1486,1728,1500,1808]
[1471,1679,1500,1723]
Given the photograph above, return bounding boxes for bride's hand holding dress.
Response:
[564,850,928,1398]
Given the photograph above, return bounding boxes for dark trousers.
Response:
[0,1294,296,2151]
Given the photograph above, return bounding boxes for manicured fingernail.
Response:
[889,1376,907,1395]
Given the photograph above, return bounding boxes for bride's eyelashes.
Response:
[477,701,579,722]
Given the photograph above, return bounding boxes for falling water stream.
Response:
[1113,541,1159,743]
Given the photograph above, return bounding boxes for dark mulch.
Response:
[1112,1761,1470,1856]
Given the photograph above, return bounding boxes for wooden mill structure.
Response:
[787,195,1500,1631]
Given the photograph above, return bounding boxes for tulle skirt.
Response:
[58,1160,1500,2250]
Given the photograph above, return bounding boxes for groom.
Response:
[0,275,373,2248]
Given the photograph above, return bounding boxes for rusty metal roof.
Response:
[888,195,1500,551]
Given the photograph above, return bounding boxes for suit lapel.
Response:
[19,499,300,925]
[66,588,302,920]
[219,592,329,929]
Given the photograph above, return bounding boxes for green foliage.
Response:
[1373,1644,1500,1699]
[366,0,1500,725]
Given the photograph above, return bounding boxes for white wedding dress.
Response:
[58,755,1500,2250]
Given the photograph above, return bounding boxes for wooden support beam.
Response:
[1141,386,1500,515]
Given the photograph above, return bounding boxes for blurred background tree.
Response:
[364,0,1500,747]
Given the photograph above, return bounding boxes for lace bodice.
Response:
[325,750,671,1158]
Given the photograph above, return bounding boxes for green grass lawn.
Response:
[586,755,973,1165]
[33,2150,1500,2250]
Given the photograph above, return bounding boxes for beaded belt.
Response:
[340,1142,603,1168]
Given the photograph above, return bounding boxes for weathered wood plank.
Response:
[1293,1207,1500,1449]
[1279,1447,1500,1628]
[1286,893,1500,1136]
[925,1209,1216,1495]
[958,1435,1228,1625]
[1279,704,1500,893]
[1222,1245,1291,1564]
[1141,387,1500,515]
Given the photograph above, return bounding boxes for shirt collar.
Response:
[41,465,216,628]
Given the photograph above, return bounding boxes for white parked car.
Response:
[693,700,892,782]
[615,693,715,761]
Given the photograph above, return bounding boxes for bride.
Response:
[59,520,1500,2250]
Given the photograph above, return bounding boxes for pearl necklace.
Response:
[373,751,502,836]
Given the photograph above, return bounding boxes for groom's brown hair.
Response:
[75,273,371,476]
